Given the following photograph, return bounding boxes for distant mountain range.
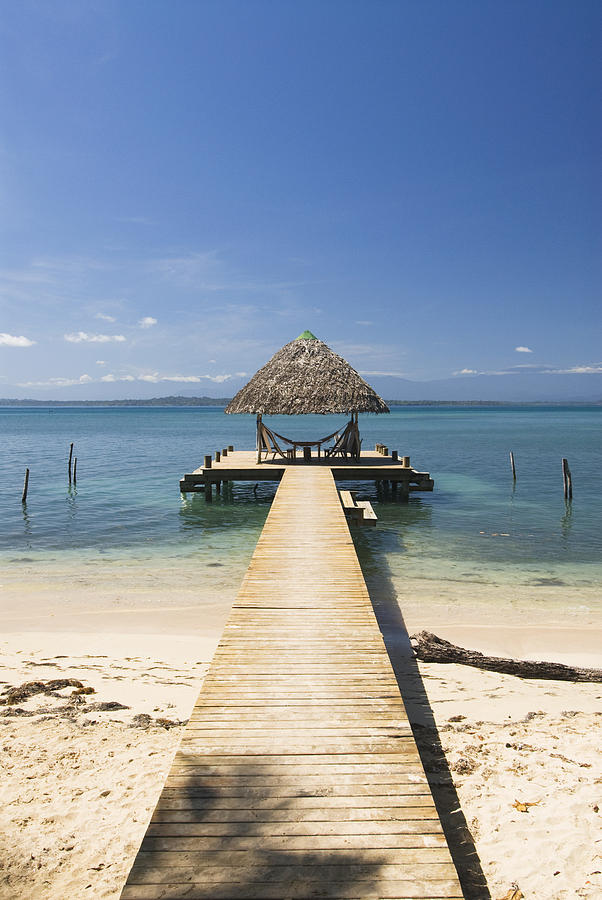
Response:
[365,372,602,403]
[1,371,601,405]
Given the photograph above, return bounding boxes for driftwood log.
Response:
[410,631,602,682]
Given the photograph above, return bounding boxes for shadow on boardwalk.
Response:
[358,530,492,900]
[124,773,461,899]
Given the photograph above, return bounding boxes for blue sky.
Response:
[1,0,600,399]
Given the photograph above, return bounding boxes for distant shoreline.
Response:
[0,396,600,408]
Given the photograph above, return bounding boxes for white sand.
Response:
[1,564,601,899]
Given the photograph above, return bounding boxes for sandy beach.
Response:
[1,564,601,900]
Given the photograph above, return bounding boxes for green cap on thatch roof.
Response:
[225,333,389,416]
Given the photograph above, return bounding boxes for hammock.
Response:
[258,420,360,462]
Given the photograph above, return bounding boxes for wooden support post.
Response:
[256,414,262,464]
[402,455,411,468]
[382,446,388,456]
[562,458,573,500]
[21,468,29,504]
[392,450,398,461]
[215,450,221,463]
[228,445,234,452]
[68,442,74,483]
[73,458,77,485]
[204,478,212,501]
[510,450,516,480]
[399,481,410,503]
[204,454,212,469]
[216,481,221,494]
[222,448,228,457]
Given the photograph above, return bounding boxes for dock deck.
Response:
[121,467,462,899]
[180,449,434,496]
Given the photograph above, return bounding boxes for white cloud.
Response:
[162,375,201,383]
[138,316,157,328]
[100,374,135,382]
[515,346,533,353]
[64,332,126,343]
[0,332,36,347]
[552,364,602,374]
[96,360,106,366]
[206,374,233,383]
[95,313,116,323]
[451,362,602,377]
[138,372,236,384]
[18,374,93,387]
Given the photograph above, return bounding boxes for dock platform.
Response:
[121,466,461,899]
[180,449,434,496]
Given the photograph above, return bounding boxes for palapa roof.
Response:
[225,331,390,415]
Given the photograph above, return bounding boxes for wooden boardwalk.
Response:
[121,467,463,899]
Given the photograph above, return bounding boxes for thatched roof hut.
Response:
[225,331,389,416]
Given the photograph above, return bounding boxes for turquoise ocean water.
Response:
[1,406,601,598]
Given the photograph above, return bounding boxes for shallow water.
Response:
[1,406,600,606]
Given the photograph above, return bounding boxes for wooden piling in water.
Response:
[510,450,516,480]
[73,458,77,485]
[21,468,29,504]
[68,443,74,483]
[562,458,573,500]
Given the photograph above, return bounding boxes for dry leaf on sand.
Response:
[512,799,540,813]
[497,888,524,900]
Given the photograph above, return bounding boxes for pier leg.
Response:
[204,478,212,502]
[399,482,410,503]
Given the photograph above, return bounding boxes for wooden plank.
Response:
[127,862,456,881]
[356,499,377,524]
[138,837,450,853]
[150,806,438,822]
[120,467,462,899]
